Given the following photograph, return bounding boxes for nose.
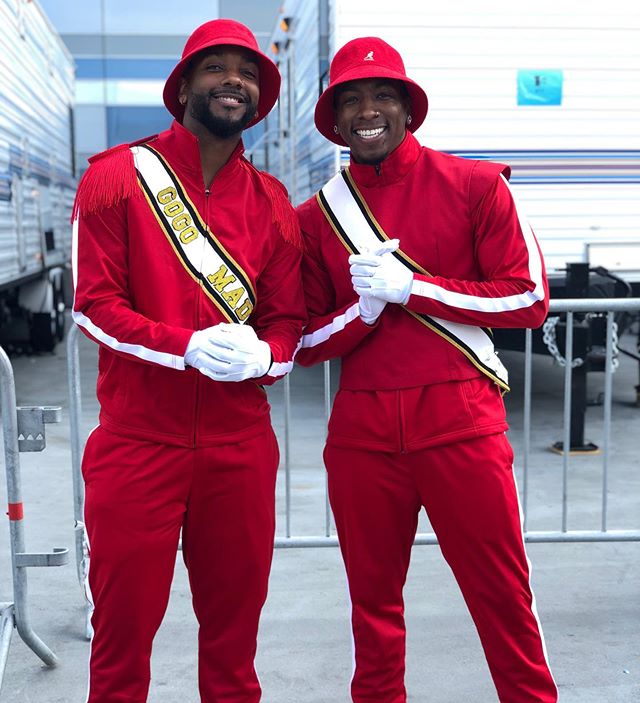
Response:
[221,67,244,88]
[359,96,379,120]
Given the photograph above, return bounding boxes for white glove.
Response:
[350,238,413,305]
[352,240,398,324]
[195,323,272,382]
[358,295,387,325]
[184,326,223,371]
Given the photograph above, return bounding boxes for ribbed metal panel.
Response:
[0,0,75,288]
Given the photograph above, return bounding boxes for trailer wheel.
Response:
[52,275,66,343]
[29,279,65,352]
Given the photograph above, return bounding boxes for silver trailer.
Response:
[259,0,640,288]
[258,0,640,450]
[0,0,75,351]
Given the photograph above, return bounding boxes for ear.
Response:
[178,76,189,106]
[403,94,412,120]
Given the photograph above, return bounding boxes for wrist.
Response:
[257,340,272,376]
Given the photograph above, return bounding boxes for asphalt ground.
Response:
[0,325,638,702]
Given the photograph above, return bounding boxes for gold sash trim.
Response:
[317,168,509,391]
[133,144,255,323]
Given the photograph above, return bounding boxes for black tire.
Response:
[30,311,57,352]
[29,278,66,352]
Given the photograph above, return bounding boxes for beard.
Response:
[189,90,258,138]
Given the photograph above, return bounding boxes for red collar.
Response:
[157,120,246,183]
[348,131,422,188]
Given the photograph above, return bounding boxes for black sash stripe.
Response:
[407,309,504,387]
[316,189,359,254]
[136,173,234,320]
[342,169,427,276]
[139,144,255,306]
[341,168,494,341]
[318,172,508,390]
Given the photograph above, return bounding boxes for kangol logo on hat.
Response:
[163,18,281,128]
[314,36,428,146]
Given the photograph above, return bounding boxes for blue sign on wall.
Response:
[517,69,563,106]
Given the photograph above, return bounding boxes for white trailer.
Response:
[259,0,640,289]
[0,0,75,351]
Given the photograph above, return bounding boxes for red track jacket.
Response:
[73,121,306,447]
[296,132,549,451]
[297,131,549,389]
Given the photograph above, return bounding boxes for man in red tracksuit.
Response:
[296,37,558,702]
[72,19,305,702]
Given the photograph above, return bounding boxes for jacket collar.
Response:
[158,120,245,184]
[348,130,421,187]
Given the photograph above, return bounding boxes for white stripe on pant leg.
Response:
[82,424,99,703]
[509,449,559,699]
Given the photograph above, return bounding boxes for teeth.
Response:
[355,127,385,139]
[217,96,241,104]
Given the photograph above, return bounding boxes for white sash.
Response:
[133,144,255,323]
[317,169,509,390]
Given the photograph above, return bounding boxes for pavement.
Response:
[0,325,639,702]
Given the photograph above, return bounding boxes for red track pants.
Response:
[82,425,279,702]
[325,433,557,703]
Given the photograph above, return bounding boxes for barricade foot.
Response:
[550,440,601,455]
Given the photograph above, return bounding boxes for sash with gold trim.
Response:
[316,168,510,391]
[132,144,255,323]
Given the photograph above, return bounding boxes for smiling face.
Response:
[334,78,411,164]
[179,46,260,139]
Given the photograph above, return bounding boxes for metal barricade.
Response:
[0,345,69,689]
[66,298,640,614]
[66,324,93,640]
[520,298,640,543]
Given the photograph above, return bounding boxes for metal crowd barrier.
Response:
[0,345,69,689]
[66,299,640,619]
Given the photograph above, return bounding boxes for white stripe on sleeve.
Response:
[72,215,185,370]
[301,302,360,349]
[72,310,185,370]
[268,339,303,378]
[411,175,545,314]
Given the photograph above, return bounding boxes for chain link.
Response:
[541,314,619,371]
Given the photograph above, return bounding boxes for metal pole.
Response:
[284,373,292,538]
[601,312,614,531]
[323,360,332,537]
[0,347,58,666]
[66,324,86,585]
[65,327,93,639]
[561,312,573,533]
[522,328,533,531]
[0,604,15,686]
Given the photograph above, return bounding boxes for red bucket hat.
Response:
[163,19,281,128]
[315,36,428,146]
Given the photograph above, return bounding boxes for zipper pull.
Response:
[205,188,210,197]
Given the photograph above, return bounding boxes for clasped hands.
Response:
[349,239,413,325]
[184,323,272,382]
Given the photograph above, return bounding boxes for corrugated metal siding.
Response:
[0,0,75,288]
[263,0,337,205]
[333,0,640,277]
